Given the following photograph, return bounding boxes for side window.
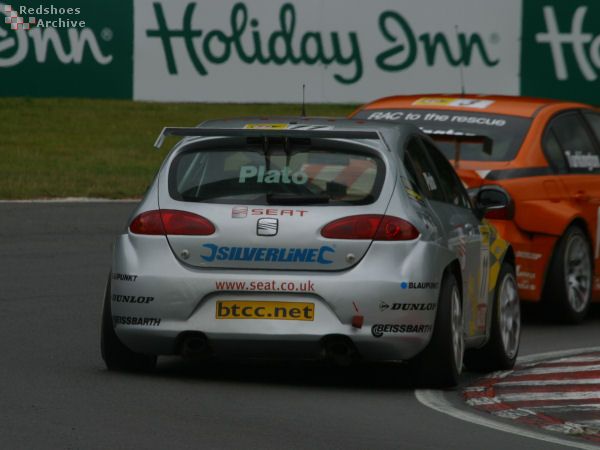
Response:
[404,137,445,202]
[542,129,568,173]
[547,111,600,173]
[402,153,425,202]
[423,140,472,208]
[583,111,600,145]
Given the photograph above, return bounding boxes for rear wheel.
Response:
[409,271,463,388]
[543,226,592,324]
[101,277,157,372]
[465,262,520,371]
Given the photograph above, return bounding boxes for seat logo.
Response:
[257,218,278,236]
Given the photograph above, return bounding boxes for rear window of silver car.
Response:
[168,143,385,205]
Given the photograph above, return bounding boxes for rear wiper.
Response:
[266,192,330,205]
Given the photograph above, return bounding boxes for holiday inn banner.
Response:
[133,0,521,102]
[1,0,600,104]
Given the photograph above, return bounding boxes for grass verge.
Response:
[0,98,359,199]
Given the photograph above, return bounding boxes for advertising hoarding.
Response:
[1,0,599,104]
[0,1,132,98]
[133,0,521,102]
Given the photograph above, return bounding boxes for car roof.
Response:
[170,116,425,152]
[356,94,595,118]
[199,116,412,133]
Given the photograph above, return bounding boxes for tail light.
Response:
[321,215,419,240]
[129,211,164,235]
[130,210,215,235]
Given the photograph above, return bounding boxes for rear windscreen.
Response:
[354,109,532,161]
[169,142,384,205]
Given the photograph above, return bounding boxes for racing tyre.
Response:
[101,277,157,372]
[543,226,592,324]
[464,262,520,372]
[409,271,463,388]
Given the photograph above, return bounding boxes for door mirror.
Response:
[473,185,514,220]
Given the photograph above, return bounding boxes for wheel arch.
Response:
[567,216,593,264]
[568,217,592,242]
[514,200,582,236]
[445,259,463,300]
[500,244,515,269]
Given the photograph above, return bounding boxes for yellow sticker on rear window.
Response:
[244,124,288,129]
[216,301,314,321]
[413,98,456,106]
[413,98,494,109]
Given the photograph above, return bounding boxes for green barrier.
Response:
[1,0,600,103]
[0,0,132,98]
[521,0,600,103]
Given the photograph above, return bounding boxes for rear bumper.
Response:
[109,233,452,361]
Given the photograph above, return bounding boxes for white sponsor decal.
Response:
[516,265,536,291]
[517,281,536,291]
[366,110,506,127]
[238,165,308,184]
[423,172,437,191]
[516,265,536,279]
[564,151,600,170]
[516,251,542,260]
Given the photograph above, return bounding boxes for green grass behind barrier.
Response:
[0,98,359,199]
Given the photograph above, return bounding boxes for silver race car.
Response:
[101,117,520,386]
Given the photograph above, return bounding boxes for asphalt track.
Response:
[1,201,599,449]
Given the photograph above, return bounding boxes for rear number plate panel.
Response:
[216,301,314,321]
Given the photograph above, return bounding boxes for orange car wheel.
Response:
[543,226,593,324]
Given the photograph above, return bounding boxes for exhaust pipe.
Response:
[180,333,211,360]
[321,335,358,366]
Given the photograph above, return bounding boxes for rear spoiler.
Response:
[154,127,382,149]
[427,133,492,166]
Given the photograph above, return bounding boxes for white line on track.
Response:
[579,420,600,427]
[517,348,600,364]
[549,356,600,363]
[495,392,600,402]
[495,379,600,387]
[528,405,600,412]
[513,365,600,375]
[415,346,600,450]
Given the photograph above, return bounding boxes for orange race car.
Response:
[351,94,600,323]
